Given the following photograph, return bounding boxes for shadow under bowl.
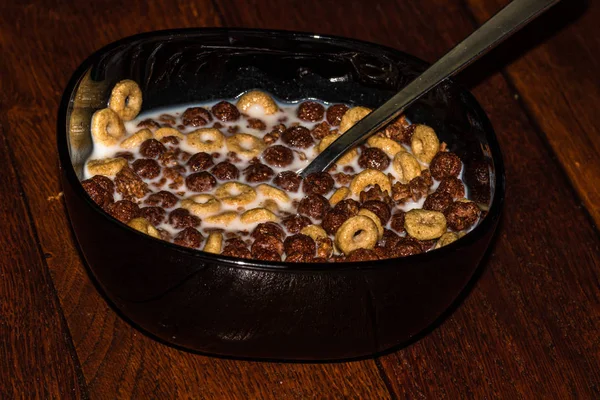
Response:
[58,28,504,361]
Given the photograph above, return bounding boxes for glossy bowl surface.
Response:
[58,28,504,360]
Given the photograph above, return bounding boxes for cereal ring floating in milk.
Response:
[127,217,160,239]
[434,232,459,249]
[404,209,447,240]
[120,128,152,149]
[329,187,350,206]
[317,134,357,165]
[358,208,384,239]
[154,127,184,140]
[350,169,391,195]
[300,224,328,241]
[411,124,440,163]
[240,208,278,224]
[203,231,223,254]
[367,136,405,157]
[205,211,238,226]
[91,108,126,146]
[226,133,266,159]
[181,194,222,216]
[187,128,225,153]
[109,80,142,121]
[256,184,290,204]
[393,152,422,184]
[334,215,379,255]
[87,157,128,177]
[215,182,257,206]
[236,90,278,115]
[339,106,371,133]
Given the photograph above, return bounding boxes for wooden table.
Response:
[1,0,599,398]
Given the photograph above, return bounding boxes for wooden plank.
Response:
[0,0,393,398]
[211,0,600,398]
[466,0,600,227]
[0,125,86,398]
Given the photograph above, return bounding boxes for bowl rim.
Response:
[57,27,505,272]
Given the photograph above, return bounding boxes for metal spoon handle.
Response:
[299,0,560,177]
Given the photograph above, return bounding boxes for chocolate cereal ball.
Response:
[168,208,201,229]
[437,176,466,199]
[210,161,240,181]
[346,248,379,262]
[429,152,462,180]
[273,171,302,192]
[361,200,391,224]
[174,227,204,248]
[139,139,167,158]
[423,191,453,213]
[251,234,284,256]
[282,214,311,234]
[390,211,406,233]
[326,104,349,126]
[182,107,212,127]
[297,101,325,122]
[186,171,217,192]
[132,158,161,179]
[281,126,314,149]
[333,199,360,217]
[145,190,178,208]
[81,178,113,208]
[322,209,351,235]
[244,163,274,183]
[262,145,294,167]
[302,172,334,195]
[283,234,316,256]
[187,152,214,172]
[358,147,390,171]
[107,200,140,224]
[444,201,480,231]
[211,101,240,122]
[251,222,285,241]
[298,194,330,220]
[392,237,423,257]
[140,206,166,226]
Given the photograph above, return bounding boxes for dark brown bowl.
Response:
[58,28,504,360]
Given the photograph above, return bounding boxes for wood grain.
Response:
[213,0,600,398]
[0,125,86,398]
[466,0,600,227]
[0,0,392,398]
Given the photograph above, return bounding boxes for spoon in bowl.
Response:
[299,0,560,177]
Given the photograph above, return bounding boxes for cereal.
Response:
[203,231,223,253]
[120,129,152,149]
[237,90,278,115]
[404,209,447,240]
[87,157,128,177]
[91,108,126,146]
[411,124,440,163]
[109,80,142,121]
[350,169,392,195]
[181,194,222,216]
[226,133,266,158]
[215,182,257,206]
[84,85,487,263]
[127,217,160,239]
[339,106,371,133]
[335,215,379,255]
[187,128,225,153]
[393,152,422,184]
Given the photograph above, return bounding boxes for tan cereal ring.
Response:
[256,184,289,204]
[205,211,239,226]
[154,127,184,140]
[215,182,257,206]
[434,232,459,249]
[240,208,278,224]
[260,199,280,213]
[127,217,160,239]
[404,209,447,240]
[120,128,152,149]
[87,157,128,177]
[236,90,278,115]
[187,128,225,152]
[203,231,223,254]
[91,108,126,146]
[367,136,405,157]
[317,134,357,165]
[411,124,440,163]
[300,224,328,241]
[358,208,384,239]
[226,133,266,159]
[393,152,422,183]
[334,215,379,255]
[329,187,350,206]
[109,79,142,121]
[181,194,222,216]
[350,169,392,195]
[339,106,371,133]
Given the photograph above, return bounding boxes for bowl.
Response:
[58,28,504,360]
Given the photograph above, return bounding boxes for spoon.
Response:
[299,0,560,177]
